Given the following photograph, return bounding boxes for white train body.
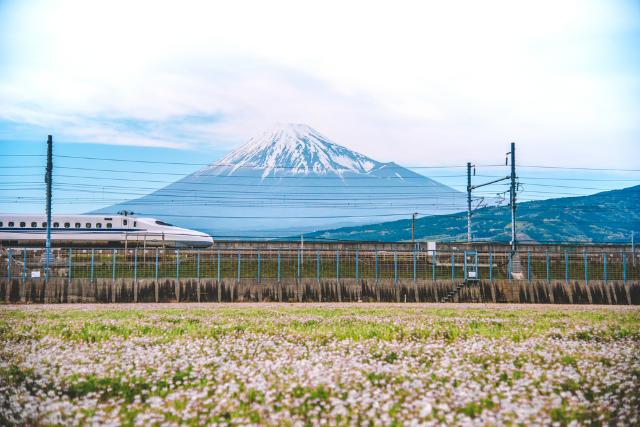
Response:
[0,214,213,247]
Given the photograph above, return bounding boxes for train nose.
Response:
[190,230,214,246]
[198,232,214,245]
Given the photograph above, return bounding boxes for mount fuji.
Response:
[93,124,466,237]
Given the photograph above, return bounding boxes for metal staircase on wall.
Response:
[441,282,465,303]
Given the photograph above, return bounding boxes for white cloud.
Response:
[0,0,638,166]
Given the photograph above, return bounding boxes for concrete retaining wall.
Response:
[1,278,638,304]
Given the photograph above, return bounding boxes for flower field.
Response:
[1,303,639,426]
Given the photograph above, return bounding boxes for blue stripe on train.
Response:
[0,228,144,233]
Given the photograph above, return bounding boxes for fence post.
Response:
[112,249,116,281]
[432,249,436,281]
[257,251,260,283]
[317,250,322,302]
[584,251,588,285]
[175,249,180,281]
[356,250,359,282]
[155,249,159,303]
[6,249,12,302]
[217,250,221,282]
[175,249,181,303]
[394,251,398,284]
[297,249,301,281]
[489,250,493,282]
[508,252,512,282]
[564,251,569,284]
[277,251,281,281]
[623,252,627,285]
[68,248,72,281]
[44,248,48,282]
[90,249,95,284]
[451,252,455,280]
[475,252,479,280]
[336,250,342,302]
[7,249,12,280]
[134,248,138,282]
[545,251,550,283]
[412,248,416,282]
[463,251,467,281]
[133,248,138,303]
[111,249,116,303]
[375,250,379,283]
[22,249,27,284]
[196,250,201,302]
[195,250,200,280]
[237,251,241,283]
[217,250,221,302]
[603,252,607,284]
[527,250,531,283]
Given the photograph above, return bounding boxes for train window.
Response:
[96,223,102,229]
[53,222,59,228]
[123,219,128,226]
[31,222,37,227]
[106,223,112,229]
[155,220,173,226]
[85,223,92,229]
[41,222,47,227]
[20,222,26,227]
[133,221,137,227]
[64,223,70,228]
[75,223,81,228]
[8,222,14,227]
[0,221,3,227]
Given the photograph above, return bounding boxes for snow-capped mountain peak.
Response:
[94,123,466,236]
[212,123,380,176]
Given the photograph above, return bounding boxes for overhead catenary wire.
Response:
[3,172,640,183]
[4,151,640,172]
[44,154,640,172]
[2,153,638,235]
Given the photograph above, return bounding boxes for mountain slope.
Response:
[302,185,640,243]
[92,124,466,237]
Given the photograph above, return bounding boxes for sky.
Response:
[1,0,640,216]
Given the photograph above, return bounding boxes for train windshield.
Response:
[155,220,173,226]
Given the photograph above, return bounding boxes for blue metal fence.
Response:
[2,247,639,283]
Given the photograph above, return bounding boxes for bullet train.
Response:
[0,214,213,247]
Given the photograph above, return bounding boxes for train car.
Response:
[0,214,213,247]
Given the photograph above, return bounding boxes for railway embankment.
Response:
[2,278,638,304]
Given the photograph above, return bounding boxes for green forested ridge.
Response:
[303,185,640,243]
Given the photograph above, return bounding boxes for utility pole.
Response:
[466,146,512,247]
[466,162,472,243]
[509,142,517,253]
[411,212,418,244]
[45,135,53,277]
[632,231,636,266]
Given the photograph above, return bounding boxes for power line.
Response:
[2,172,640,183]
[519,165,640,172]
[0,154,45,157]
[5,151,640,172]
[53,154,473,169]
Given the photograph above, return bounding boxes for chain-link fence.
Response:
[1,247,639,283]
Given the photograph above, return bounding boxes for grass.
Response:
[2,305,639,344]
[1,304,639,426]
